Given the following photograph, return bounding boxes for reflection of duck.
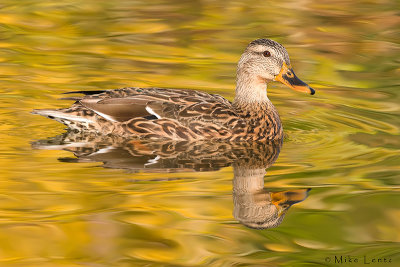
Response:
[33,132,310,229]
[32,132,282,172]
[33,39,314,141]
[233,164,310,229]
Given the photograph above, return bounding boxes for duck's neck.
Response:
[232,70,283,140]
[233,71,270,108]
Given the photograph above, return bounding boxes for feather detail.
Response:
[33,87,283,141]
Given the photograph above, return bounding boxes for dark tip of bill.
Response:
[310,87,315,95]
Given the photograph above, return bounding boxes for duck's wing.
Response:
[73,87,236,124]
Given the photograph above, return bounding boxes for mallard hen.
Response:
[33,38,315,141]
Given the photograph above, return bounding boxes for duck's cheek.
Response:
[260,66,277,81]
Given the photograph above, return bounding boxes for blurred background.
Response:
[0,0,399,266]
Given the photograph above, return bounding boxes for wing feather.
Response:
[73,87,236,126]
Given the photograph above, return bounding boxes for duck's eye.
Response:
[262,51,271,57]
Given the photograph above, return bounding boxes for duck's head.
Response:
[237,38,315,95]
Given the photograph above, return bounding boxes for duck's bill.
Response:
[275,62,315,95]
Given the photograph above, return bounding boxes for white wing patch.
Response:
[92,147,115,155]
[145,106,161,119]
[92,110,118,122]
[144,155,161,166]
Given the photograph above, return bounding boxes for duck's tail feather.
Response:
[62,90,107,96]
[32,109,94,129]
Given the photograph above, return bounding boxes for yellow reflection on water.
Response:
[0,0,399,266]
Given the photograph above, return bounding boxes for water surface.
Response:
[0,0,399,266]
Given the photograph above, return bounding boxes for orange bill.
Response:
[275,62,315,95]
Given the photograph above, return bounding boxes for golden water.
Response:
[1,0,399,266]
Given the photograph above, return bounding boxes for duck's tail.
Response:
[32,109,95,130]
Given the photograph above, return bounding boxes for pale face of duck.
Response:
[238,39,315,95]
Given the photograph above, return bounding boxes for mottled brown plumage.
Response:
[33,39,315,141]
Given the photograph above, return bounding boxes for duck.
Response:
[33,38,315,142]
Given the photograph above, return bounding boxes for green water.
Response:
[1,0,399,266]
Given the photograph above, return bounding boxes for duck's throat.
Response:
[232,73,283,139]
[233,73,270,105]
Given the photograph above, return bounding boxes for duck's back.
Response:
[34,88,237,140]
[33,87,283,141]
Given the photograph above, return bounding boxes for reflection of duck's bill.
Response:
[275,62,315,95]
[271,188,311,217]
